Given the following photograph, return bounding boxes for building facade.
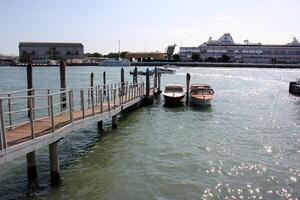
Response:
[19,42,84,62]
[179,33,300,64]
[126,52,168,62]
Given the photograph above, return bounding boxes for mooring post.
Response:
[158,72,161,93]
[59,60,67,109]
[27,62,33,117]
[97,121,104,132]
[146,68,150,97]
[112,115,118,129]
[49,141,60,186]
[121,67,125,94]
[26,151,38,187]
[186,73,191,105]
[103,71,106,95]
[154,67,158,90]
[90,73,95,115]
[133,66,138,84]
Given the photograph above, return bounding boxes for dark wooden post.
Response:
[112,115,118,129]
[133,66,138,84]
[60,60,67,108]
[158,72,161,93]
[186,73,191,105]
[49,141,60,186]
[103,71,106,95]
[146,68,150,97]
[121,67,124,94]
[154,67,158,89]
[27,151,38,188]
[27,62,33,117]
[90,72,94,113]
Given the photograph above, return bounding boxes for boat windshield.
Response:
[191,88,214,95]
[165,86,183,93]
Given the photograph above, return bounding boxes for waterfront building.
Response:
[19,42,84,62]
[126,52,168,62]
[179,33,300,64]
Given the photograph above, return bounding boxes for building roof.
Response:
[19,42,83,47]
[286,38,300,46]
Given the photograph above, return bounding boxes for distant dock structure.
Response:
[19,42,84,63]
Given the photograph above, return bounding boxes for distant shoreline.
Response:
[1,62,300,69]
[130,62,300,69]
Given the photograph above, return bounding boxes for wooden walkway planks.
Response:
[5,93,138,148]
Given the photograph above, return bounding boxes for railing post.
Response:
[29,97,35,139]
[88,88,90,109]
[125,84,128,103]
[47,89,51,117]
[0,99,7,149]
[69,90,73,123]
[7,94,12,128]
[146,68,150,97]
[92,88,95,116]
[100,89,103,113]
[32,89,35,120]
[95,85,98,105]
[113,89,116,109]
[80,90,85,118]
[50,95,55,132]
[107,85,110,111]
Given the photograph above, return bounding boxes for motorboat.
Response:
[158,66,176,74]
[189,83,214,106]
[100,58,130,66]
[162,84,185,105]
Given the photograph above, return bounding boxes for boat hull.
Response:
[189,96,213,106]
[163,94,185,106]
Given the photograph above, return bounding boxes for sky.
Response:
[1,0,300,55]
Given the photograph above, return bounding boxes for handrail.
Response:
[0,81,147,151]
[0,90,71,100]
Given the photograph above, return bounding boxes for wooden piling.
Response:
[97,121,104,132]
[186,73,191,105]
[146,68,150,97]
[27,62,33,117]
[112,115,118,129]
[26,151,38,187]
[154,67,158,89]
[133,66,138,84]
[103,71,106,95]
[157,72,161,93]
[121,67,125,94]
[60,60,67,108]
[49,141,60,186]
[90,73,95,115]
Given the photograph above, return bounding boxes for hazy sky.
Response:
[1,0,300,55]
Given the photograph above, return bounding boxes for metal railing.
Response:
[0,82,145,150]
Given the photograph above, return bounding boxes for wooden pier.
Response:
[0,63,159,187]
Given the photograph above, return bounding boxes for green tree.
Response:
[92,52,102,57]
[105,52,119,58]
[120,51,129,58]
[221,54,230,62]
[172,54,180,61]
[191,53,200,62]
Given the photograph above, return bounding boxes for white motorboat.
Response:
[162,84,185,105]
[189,83,214,106]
